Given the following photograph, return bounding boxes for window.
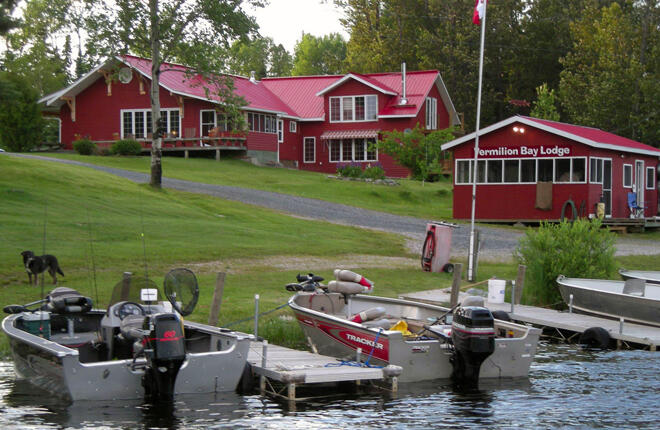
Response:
[277,119,284,143]
[623,164,633,188]
[590,157,605,183]
[329,95,378,122]
[425,97,438,130]
[201,110,216,136]
[454,157,587,184]
[121,108,176,139]
[303,137,315,163]
[328,138,378,162]
[289,121,297,133]
[647,167,656,190]
[504,159,519,183]
[247,112,277,134]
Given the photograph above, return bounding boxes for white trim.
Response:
[425,97,437,130]
[328,138,378,163]
[329,95,378,123]
[277,119,284,143]
[454,156,587,185]
[377,114,417,119]
[289,121,297,133]
[120,107,180,139]
[316,73,397,97]
[441,115,660,157]
[646,166,656,190]
[303,137,316,163]
[623,164,633,188]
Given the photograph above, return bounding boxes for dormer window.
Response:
[330,95,377,122]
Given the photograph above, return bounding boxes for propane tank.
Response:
[350,306,386,323]
[334,269,374,292]
[328,280,368,294]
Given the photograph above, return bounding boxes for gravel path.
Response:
[8,153,659,260]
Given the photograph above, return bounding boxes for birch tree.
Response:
[86,0,261,187]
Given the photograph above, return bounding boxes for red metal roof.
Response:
[122,56,443,121]
[320,129,380,140]
[442,115,660,157]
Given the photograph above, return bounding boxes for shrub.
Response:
[73,138,96,155]
[111,139,142,156]
[514,219,616,307]
[363,163,386,180]
[336,162,362,178]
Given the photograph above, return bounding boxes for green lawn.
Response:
[43,153,455,220]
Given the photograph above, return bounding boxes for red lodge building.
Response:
[441,116,660,222]
[39,55,460,178]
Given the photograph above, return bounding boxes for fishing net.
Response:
[163,268,199,316]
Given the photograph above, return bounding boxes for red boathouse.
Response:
[441,116,660,221]
[39,56,460,178]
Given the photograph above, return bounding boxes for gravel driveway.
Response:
[9,153,659,260]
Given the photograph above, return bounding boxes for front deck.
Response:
[94,135,247,160]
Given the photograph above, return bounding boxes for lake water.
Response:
[0,342,658,429]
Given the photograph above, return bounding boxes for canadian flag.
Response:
[473,0,487,25]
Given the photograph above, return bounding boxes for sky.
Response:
[244,0,350,53]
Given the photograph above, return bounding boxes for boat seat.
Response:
[45,287,93,314]
[623,278,645,296]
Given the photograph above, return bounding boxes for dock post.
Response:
[510,281,515,313]
[619,317,624,334]
[356,347,362,363]
[287,383,296,401]
[254,294,260,338]
[208,272,225,326]
[260,340,268,394]
[514,265,526,304]
[215,149,221,161]
[391,376,398,393]
[450,263,463,308]
[569,294,573,313]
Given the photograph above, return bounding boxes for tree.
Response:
[0,72,44,152]
[291,33,347,76]
[86,0,260,187]
[227,36,293,79]
[0,0,19,34]
[530,83,560,121]
[559,1,659,145]
[378,125,456,180]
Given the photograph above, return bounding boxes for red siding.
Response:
[450,121,659,220]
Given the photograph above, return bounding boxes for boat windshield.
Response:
[108,275,161,307]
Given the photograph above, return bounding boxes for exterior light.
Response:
[513,126,519,132]
[519,127,525,133]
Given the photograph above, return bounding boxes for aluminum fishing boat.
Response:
[619,269,660,286]
[557,275,660,327]
[287,271,541,384]
[2,269,253,402]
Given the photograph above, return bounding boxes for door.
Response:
[635,160,645,213]
[603,159,612,216]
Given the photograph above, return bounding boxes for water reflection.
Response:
[0,343,659,429]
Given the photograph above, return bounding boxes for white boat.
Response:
[2,269,254,402]
[286,271,541,384]
[557,275,660,327]
[619,269,660,286]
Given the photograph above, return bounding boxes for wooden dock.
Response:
[246,340,402,401]
[401,289,660,350]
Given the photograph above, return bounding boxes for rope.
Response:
[223,301,290,328]
[364,328,383,367]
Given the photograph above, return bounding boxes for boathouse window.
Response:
[303,137,315,163]
[623,164,633,188]
[455,157,587,184]
[329,95,378,122]
[329,138,378,162]
[121,108,180,139]
[426,97,438,130]
[647,167,656,190]
[590,157,606,183]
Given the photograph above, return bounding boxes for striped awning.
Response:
[320,129,380,140]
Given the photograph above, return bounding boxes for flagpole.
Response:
[468,1,487,282]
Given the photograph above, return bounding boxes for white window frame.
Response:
[425,97,438,130]
[289,121,297,133]
[454,157,587,185]
[121,108,180,139]
[277,119,284,143]
[329,95,378,123]
[303,137,316,163]
[623,164,633,188]
[328,138,378,163]
[646,166,656,190]
[247,112,277,134]
[200,109,216,136]
[590,157,606,184]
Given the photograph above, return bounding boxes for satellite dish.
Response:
[118,67,133,84]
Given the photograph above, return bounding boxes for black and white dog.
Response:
[21,250,64,285]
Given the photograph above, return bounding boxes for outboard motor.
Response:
[141,312,186,401]
[450,304,495,385]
